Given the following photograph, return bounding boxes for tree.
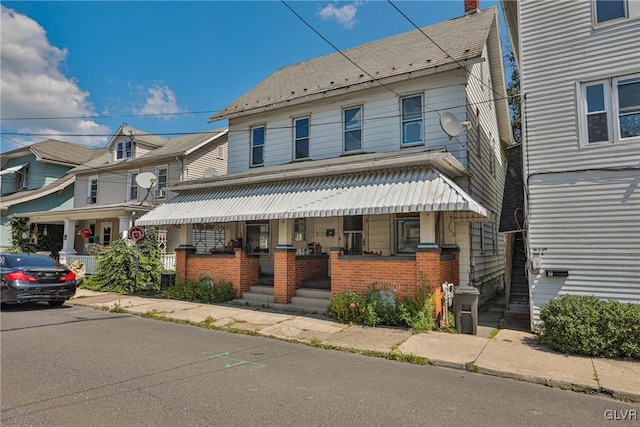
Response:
[505,46,522,144]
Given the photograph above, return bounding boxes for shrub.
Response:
[539,295,640,359]
[163,276,237,304]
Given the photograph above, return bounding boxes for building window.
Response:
[343,215,363,255]
[343,106,362,152]
[479,222,486,253]
[401,95,423,145]
[396,218,420,254]
[128,170,138,201]
[102,223,112,246]
[155,166,168,198]
[293,218,306,241]
[594,0,626,23]
[492,221,499,253]
[246,223,269,253]
[116,139,133,160]
[251,126,265,167]
[294,117,310,160]
[581,74,640,144]
[15,165,29,190]
[192,223,226,254]
[87,175,98,204]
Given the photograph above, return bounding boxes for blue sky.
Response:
[0,0,504,151]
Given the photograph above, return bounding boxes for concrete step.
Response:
[247,285,274,295]
[295,288,331,299]
[257,276,274,286]
[290,295,330,310]
[233,292,274,307]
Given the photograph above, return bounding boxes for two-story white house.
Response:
[18,124,228,271]
[137,2,512,319]
[501,0,640,329]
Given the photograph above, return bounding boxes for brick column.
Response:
[416,246,443,323]
[175,245,196,281]
[274,246,297,304]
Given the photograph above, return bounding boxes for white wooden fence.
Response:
[63,253,176,275]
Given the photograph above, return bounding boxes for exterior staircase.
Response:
[506,232,530,318]
[233,276,331,314]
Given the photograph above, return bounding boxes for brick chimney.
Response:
[465,0,479,14]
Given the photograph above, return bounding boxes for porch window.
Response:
[294,117,309,160]
[293,218,306,241]
[594,0,626,24]
[193,223,226,254]
[343,215,363,255]
[396,218,420,254]
[251,126,265,167]
[401,95,423,145]
[343,106,362,152]
[246,223,269,253]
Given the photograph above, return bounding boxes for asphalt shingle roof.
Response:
[211,8,496,121]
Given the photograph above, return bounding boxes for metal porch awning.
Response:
[135,167,490,226]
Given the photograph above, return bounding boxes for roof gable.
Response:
[211,7,497,121]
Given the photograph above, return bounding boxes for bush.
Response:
[163,276,237,304]
[327,282,436,332]
[539,295,640,359]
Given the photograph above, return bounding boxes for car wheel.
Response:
[48,300,66,307]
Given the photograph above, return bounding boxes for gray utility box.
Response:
[455,286,480,335]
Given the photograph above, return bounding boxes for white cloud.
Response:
[0,6,110,147]
[134,83,185,120]
[317,2,361,29]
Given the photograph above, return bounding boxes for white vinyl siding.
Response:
[185,138,228,180]
[226,72,468,174]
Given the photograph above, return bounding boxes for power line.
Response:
[0,109,220,121]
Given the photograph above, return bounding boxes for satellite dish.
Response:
[135,172,157,189]
[440,112,461,137]
[203,168,219,178]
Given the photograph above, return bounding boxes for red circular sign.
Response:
[127,226,146,242]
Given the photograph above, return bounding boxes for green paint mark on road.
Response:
[202,352,266,369]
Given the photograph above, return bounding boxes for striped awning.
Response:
[135,167,490,226]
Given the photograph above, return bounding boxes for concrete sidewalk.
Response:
[69,289,640,403]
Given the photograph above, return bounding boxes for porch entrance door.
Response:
[246,221,275,275]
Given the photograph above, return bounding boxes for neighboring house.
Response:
[0,139,98,252]
[16,124,228,268]
[502,0,640,329]
[137,1,512,320]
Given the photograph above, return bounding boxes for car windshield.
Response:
[3,255,57,269]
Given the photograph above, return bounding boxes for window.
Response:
[102,222,112,246]
[396,218,420,254]
[154,165,168,198]
[293,218,306,241]
[401,95,423,145]
[127,170,138,201]
[246,223,269,253]
[116,139,133,160]
[343,106,362,152]
[251,126,265,167]
[479,222,486,253]
[87,175,98,204]
[343,215,363,255]
[492,221,499,253]
[594,0,626,23]
[294,117,310,160]
[15,165,29,190]
[581,75,640,144]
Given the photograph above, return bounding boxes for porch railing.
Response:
[64,253,176,275]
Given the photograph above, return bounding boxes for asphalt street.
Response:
[1,303,638,427]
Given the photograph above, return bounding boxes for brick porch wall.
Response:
[274,248,297,304]
[175,246,259,298]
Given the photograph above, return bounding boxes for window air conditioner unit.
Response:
[86,196,97,204]
[17,181,28,190]
[154,188,166,198]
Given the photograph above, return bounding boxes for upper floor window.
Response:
[87,175,98,204]
[294,117,310,160]
[155,165,168,198]
[251,126,265,167]
[594,0,626,24]
[127,170,138,201]
[343,106,362,152]
[116,139,133,160]
[581,74,640,145]
[401,95,423,145]
[16,165,29,191]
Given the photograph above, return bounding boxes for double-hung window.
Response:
[127,170,138,201]
[343,106,362,152]
[401,95,423,145]
[581,74,640,145]
[87,175,98,204]
[116,139,133,160]
[251,125,265,167]
[594,0,626,24]
[294,117,310,160]
[155,165,168,198]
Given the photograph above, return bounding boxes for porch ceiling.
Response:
[136,167,490,226]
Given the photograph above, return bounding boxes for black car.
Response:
[1,253,77,307]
